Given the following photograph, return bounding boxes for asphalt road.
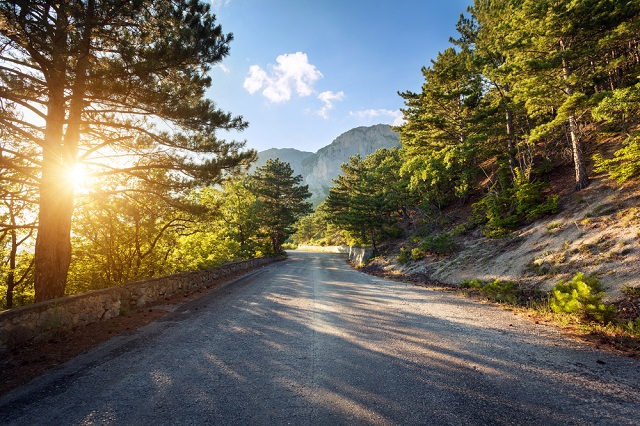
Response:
[1,251,639,425]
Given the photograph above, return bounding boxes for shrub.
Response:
[418,232,456,255]
[459,279,484,289]
[411,247,425,260]
[479,280,519,304]
[474,168,559,238]
[459,279,522,304]
[397,247,411,265]
[551,273,616,323]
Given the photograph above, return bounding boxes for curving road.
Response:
[1,251,639,425]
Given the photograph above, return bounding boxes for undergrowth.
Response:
[458,273,640,353]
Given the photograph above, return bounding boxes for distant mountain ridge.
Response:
[254,124,401,206]
[251,148,314,179]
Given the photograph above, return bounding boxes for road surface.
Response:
[1,251,639,425]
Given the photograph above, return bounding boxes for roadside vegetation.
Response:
[455,274,640,352]
[292,1,640,352]
[1,0,639,360]
[0,2,312,309]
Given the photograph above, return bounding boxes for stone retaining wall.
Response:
[348,247,374,266]
[0,257,276,351]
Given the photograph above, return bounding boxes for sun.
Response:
[66,164,90,192]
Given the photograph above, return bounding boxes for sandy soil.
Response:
[368,176,640,300]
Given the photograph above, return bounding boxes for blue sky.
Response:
[207,0,473,153]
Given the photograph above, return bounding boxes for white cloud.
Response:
[209,0,230,10]
[216,63,230,73]
[243,52,323,103]
[316,91,345,119]
[350,109,404,126]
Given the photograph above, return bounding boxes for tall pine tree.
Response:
[250,159,312,255]
[0,1,254,301]
[397,46,483,209]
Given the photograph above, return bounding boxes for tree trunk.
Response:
[561,41,590,191]
[569,114,590,190]
[505,107,518,176]
[34,48,73,302]
[34,2,94,302]
[34,152,75,302]
[6,228,16,309]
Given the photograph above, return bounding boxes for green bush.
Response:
[459,278,521,304]
[480,279,519,304]
[411,247,425,260]
[459,279,484,289]
[418,232,456,255]
[551,273,616,323]
[474,168,559,238]
[397,247,411,265]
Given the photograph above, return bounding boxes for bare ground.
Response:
[367,175,640,299]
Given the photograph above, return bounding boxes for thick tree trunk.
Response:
[34,150,75,302]
[34,2,93,302]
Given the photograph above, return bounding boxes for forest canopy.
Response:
[1,0,640,309]
[303,0,640,247]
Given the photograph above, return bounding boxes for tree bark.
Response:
[505,107,518,175]
[6,228,16,309]
[561,41,589,191]
[33,2,94,302]
[569,114,589,190]
[33,8,72,302]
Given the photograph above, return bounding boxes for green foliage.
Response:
[397,247,412,265]
[474,168,559,237]
[551,273,616,323]
[592,83,640,183]
[291,207,347,247]
[414,232,457,258]
[0,251,35,310]
[481,280,519,304]
[397,46,483,209]
[459,279,484,289]
[171,231,240,272]
[0,0,256,301]
[324,148,414,253]
[594,134,640,183]
[68,173,196,291]
[459,278,520,304]
[251,159,313,255]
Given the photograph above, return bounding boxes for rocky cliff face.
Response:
[250,148,314,178]
[303,124,400,204]
[255,124,401,206]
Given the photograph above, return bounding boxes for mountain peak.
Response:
[255,124,400,206]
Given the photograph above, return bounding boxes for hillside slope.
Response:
[366,176,640,300]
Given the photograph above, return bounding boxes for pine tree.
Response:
[250,159,312,255]
[0,1,254,301]
[397,46,483,209]
[504,0,640,190]
[324,148,412,253]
